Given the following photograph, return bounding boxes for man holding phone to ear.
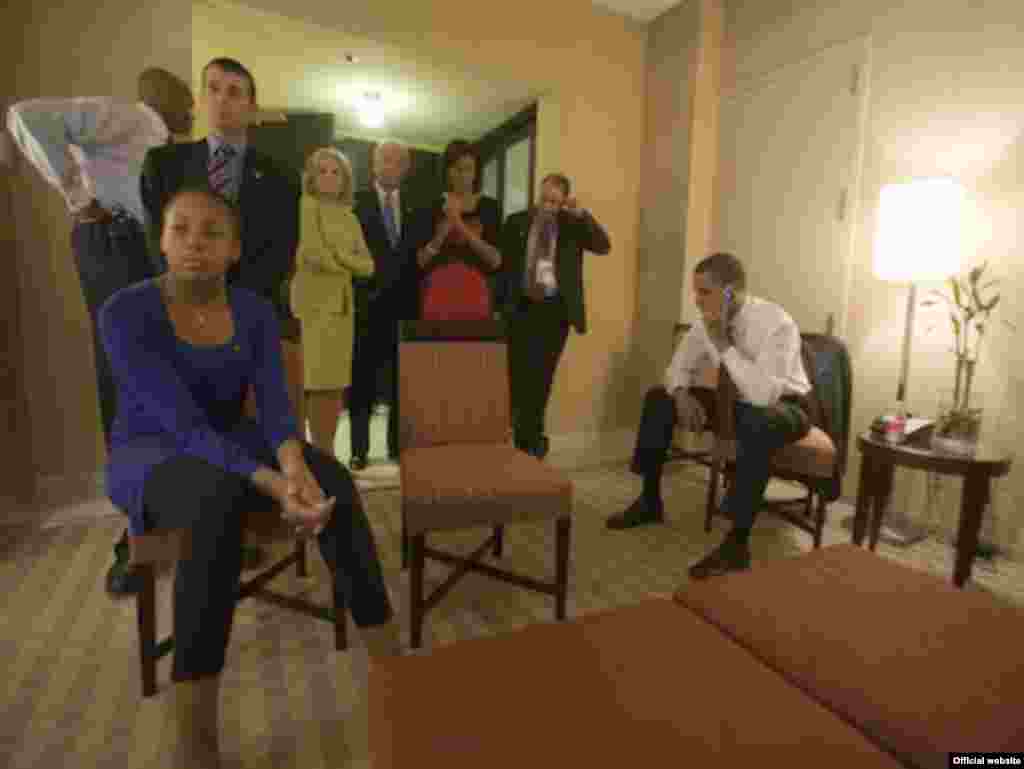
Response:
[607,252,812,580]
[502,173,611,459]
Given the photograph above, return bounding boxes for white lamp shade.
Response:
[873,178,965,282]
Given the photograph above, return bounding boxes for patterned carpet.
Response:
[2,459,1021,768]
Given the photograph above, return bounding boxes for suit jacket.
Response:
[501,208,611,334]
[352,186,419,321]
[140,138,300,319]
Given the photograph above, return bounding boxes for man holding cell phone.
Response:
[501,173,611,459]
[607,252,813,580]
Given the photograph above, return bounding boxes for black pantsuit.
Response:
[142,438,393,681]
[70,214,156,445]
[507,296,571,452]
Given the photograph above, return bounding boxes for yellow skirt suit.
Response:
[291,194,375,391]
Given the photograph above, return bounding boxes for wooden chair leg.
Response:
[492,524,504,558]
[136,563,158,697]
[813,496,826,549]
[410,534,426,649]
[295,538,308,578]
[705,461,721,532]
[555,517,571,621]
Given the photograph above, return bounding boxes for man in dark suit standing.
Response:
[502,173,611,459]
[349,141,417,470]
[140,57,299,320]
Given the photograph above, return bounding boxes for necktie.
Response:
[208,144,236,199]
[526,216,556,302]
[382,190,399,247]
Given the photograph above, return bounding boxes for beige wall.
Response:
[203,0,649,438]
[719,0,1024,551]
[4,1,191,508]
[626,0,701,406]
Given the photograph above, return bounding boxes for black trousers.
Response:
[630,386,717,474]
[349,302,399,459]
[631,385,811,529]
[141,439,394,682]
[507,295,571,452]
[70,215,155,446]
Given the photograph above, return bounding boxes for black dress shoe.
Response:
[688,538,751,580]
[350,455,368,471]
[105,560,143,597]
[606,496,664,530]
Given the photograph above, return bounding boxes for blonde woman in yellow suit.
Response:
[291,147,375,455]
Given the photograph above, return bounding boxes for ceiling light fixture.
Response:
[359,90,385,129]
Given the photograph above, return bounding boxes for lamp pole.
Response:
[896,282,917,407]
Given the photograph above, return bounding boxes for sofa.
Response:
[370,544,1024,768]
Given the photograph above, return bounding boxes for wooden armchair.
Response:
[127,334,348,697]
[672,331,853,548]
[396,320,574,648]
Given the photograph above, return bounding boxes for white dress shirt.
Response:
[6,97,169,226]
[525,212,560,295]
[664,295,811,407]
[376,182,401,237]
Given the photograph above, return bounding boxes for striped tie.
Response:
[208,144,236,199]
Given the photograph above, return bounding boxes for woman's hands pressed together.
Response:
[252,440,336,537]
[279,460,336,537]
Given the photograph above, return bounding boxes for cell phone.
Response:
[723,285,733,316]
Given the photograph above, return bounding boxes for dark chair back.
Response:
[799,333,853,501]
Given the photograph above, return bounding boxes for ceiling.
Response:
[193,0,538,151]
[590,0,682,22]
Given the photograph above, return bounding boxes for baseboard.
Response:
[545,428,636,471]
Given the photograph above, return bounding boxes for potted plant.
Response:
[921,261,1013,454]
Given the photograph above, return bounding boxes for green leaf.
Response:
[950,277,962,306]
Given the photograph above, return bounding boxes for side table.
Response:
[851,432,1012,587]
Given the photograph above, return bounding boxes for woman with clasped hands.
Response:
[416,139,502,320]
[98,187,400,768]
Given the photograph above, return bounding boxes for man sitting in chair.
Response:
[606,252,812,580]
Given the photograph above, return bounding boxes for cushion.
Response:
[401,444,571,535]
[398,341,511,449]
[714,425,836,479]
[370,597,905,769]
[674,544,1024,769]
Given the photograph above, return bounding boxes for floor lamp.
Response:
[870,178,965,545]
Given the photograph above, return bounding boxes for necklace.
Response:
[159,275,220,329]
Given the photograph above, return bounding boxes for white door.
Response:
[688,37,869,337]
